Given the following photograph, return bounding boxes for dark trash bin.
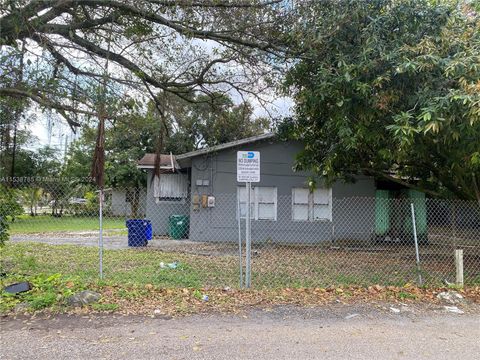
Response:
[168,215,189,240]
[126,219,152,247]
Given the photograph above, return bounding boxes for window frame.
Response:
[237,186,277,221]
[291,187,332,222]
[154,173,188,204]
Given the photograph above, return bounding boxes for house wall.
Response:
[110,189,146,217]
[145,173,190,236]
[188,139,376,243]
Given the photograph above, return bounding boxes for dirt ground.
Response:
[1,303,480,360]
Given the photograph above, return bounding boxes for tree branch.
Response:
[0,87,92,128]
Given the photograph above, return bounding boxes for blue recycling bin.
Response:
[126,219,152,247]
[145,221,152,241]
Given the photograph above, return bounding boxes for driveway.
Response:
[2,305,479,360]
[10,232,237,255]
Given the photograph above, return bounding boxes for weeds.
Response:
[0,273,87,313]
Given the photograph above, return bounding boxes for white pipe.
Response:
[411,203,422,285]
[237,193,243,288]
[245,182,251,288]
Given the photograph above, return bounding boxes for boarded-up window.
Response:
[313,188,331,220]
[237,186,255,219]
[292,188,309,221]
[154,174,188,202]
[292,187,332,221]
[256,187,277,220]
[237,186,277,221]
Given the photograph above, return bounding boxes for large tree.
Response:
[0,0,290,131]
[283,0,480,203]
[64,93,270,186]
[164,93,270,153]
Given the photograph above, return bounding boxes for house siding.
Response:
[145,173,190,236]
[187,139,376,243]
[110,189,147,217]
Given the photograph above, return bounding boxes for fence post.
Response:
[99,189,104,280]
[237,193,243,288]
[455,249,464,287]
[410,203,423,286]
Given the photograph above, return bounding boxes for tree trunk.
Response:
[9,41,25,185]
[10,120,17,180]
[131,188,140,219]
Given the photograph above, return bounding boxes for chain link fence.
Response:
[1,179,479,289]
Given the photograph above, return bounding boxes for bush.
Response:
[85,191,100,214]
[0,185,23,246]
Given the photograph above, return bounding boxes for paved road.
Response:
[2,305,479,360]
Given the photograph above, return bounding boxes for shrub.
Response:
[0,185,23,246]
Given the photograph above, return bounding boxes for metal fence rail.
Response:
[1,179,479,288]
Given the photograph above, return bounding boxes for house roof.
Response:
[137,153,179,171]
[176,132,275,160]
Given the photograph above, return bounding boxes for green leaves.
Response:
[283,0,480,201]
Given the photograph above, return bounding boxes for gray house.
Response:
[138,133,376,243]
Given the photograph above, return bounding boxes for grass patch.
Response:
[398,291,418,300]
[1,243,210,287]
[9,215,125,234]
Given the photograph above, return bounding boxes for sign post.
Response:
[237,151,260,288]
[245,182,251,288]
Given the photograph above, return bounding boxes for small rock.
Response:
[67,290,101,307]
[390,307,401,314]
[437,291,464,304]
[444,306,464,314]
[222,286,231,292]
[345,313,360,320]
[153,309,162,315]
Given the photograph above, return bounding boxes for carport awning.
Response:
[137,153,180,172]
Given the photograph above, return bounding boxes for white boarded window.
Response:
[237,186,255,219]
[257,187,277,220]
[237,186,277,221]
[292,187,332,221]
[292,188,309,221]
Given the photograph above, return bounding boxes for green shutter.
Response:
[375,190,391,235]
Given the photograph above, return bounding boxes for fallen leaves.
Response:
[4,284,479,318]
[78,284,480,317]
